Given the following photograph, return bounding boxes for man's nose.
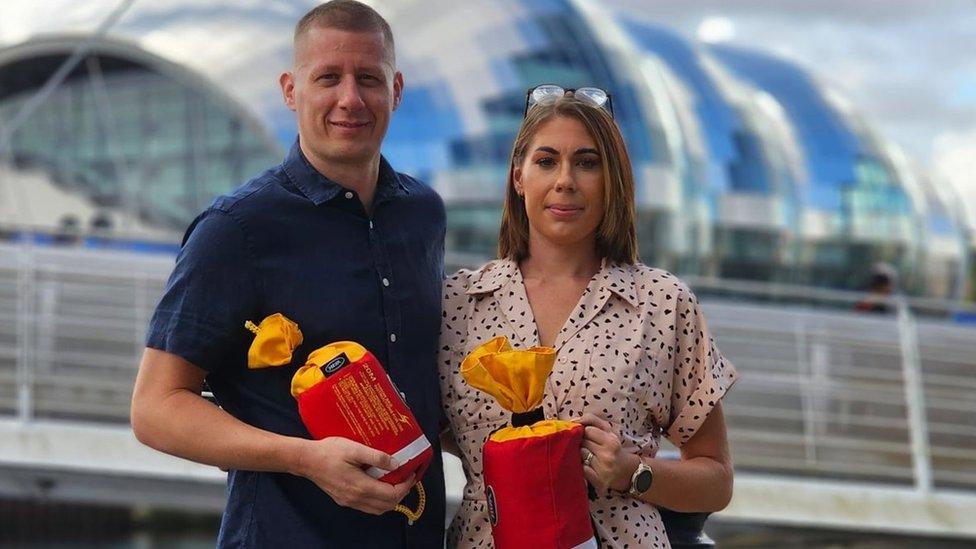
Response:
[337,78,366,110]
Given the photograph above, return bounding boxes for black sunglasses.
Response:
[523,84,614,118]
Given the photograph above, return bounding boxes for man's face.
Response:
[280,27,402,169]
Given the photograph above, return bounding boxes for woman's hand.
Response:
[575,413,639,493]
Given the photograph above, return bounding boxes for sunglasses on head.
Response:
[523,84,614,118]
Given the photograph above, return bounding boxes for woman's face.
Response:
[514,115,605,253]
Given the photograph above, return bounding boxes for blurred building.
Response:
[0,0,969,298]
[0,35,281,241]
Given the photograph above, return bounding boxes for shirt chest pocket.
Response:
[574,328,645,432]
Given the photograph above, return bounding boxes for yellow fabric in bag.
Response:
[291,341,369,397]
[460,336,578,443]
[244,313,303,369]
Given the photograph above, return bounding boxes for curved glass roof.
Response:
[708,45,916,242]
[0,37,281,232]
[0,1,967,297]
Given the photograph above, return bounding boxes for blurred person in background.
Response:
[854,262,898,314]
[130,1,446,546]
[439,88,738,548]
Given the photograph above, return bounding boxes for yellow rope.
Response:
[244,320,260,335]
[394,482,426,525]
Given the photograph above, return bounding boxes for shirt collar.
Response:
[281,138,408,206]
[466,257,639,308]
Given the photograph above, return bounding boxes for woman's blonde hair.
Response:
[498,94,638,264]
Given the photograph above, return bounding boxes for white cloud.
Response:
[697,16,735,43]
[0,1,108,45]
[932,128,976,228]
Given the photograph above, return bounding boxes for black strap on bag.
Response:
[510,406,545,427]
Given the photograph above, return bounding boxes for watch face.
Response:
[634,469,653,493]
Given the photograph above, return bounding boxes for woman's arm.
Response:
[578,402,733,512]
[440,427,462,458]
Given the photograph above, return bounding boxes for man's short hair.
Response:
[294,0,396,64]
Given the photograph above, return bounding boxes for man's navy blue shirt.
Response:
[146,140,446,547]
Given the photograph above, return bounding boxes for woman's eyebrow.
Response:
[534,146,559,155]
[575,148,600,155]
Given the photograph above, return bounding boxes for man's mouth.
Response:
[330,121,369,129]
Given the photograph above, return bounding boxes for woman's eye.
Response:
[578,158,600,169]
[535,157,555,167]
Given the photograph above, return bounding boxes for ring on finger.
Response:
[583,450,594,468]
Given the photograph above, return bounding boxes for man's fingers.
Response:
[391,475,416,501]
[351,443,398,471]
[339,478,404,511]
[356,478,416,514]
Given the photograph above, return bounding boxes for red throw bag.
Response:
[246,316,430,524]
[462,337,597,549]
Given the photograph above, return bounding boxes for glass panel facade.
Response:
[0,2,968,298]
[709,45,923,290]
[0,54,280,232]
[382,0,680,268]
[619,21,806,282]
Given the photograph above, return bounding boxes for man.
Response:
[854,262,897,314]
[130,1,446,546]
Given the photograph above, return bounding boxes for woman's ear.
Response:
[513,165,524,196]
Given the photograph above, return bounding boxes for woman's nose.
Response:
[554,166,576,192]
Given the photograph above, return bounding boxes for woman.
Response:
[439,86,739,548]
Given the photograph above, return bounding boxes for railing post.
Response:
[15,240,35,423]
[795,318,818,465]
[896,298,932,493]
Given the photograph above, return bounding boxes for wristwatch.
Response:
[627,461,654,498]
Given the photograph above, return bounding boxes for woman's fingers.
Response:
[582,465,607,491]
[574,412,612,432]
[582,424,615,445]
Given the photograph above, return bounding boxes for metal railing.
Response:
[0,241,169,424]
[2,241,974,496]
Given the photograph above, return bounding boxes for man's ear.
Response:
[280,71,296,111]
[392,71,404,111]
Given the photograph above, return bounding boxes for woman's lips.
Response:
[546,205,583,219]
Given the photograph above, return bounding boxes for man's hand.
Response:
[293,437,414,515]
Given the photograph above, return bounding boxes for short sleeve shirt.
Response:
[438,259,738,549]
[146,140,447,548]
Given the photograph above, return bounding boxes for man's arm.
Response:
[131,348,414,514]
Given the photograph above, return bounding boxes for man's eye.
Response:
[318,74,339,83]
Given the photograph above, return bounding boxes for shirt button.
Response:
[382,278,390,287]
[369,220,374,229]
[344,191,354,199]
[389,333,397,343]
